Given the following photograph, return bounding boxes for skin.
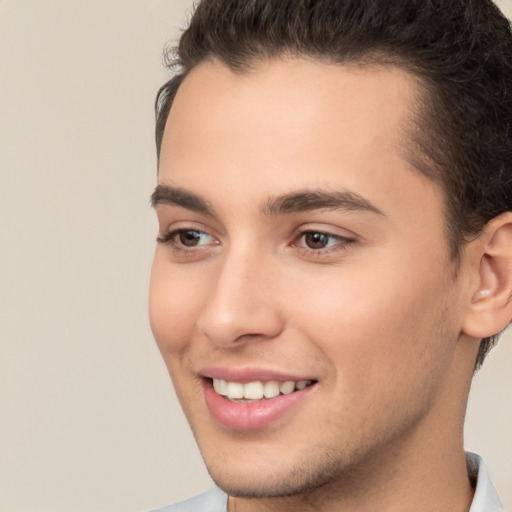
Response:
[149,59,484,512]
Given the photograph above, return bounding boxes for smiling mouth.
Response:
[211,378,316,402]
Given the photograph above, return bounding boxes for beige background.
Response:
[0,1,510,511]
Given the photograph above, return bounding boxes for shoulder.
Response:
[150,487,228,512]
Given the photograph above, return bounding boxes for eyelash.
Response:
[157,229,215,254]
[157,228,354,256]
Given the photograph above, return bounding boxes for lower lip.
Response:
[202,380,316,431]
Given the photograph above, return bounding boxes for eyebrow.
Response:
[150,184,216,216]
[150,184,384,218]
[261,190,384,217]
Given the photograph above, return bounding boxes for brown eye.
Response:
[157,228,217,254]
[178,230,203,247]
[304,232,331,249]
[295,230,352,253]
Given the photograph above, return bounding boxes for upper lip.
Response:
[199,366,317,383]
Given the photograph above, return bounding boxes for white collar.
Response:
[467,452,505,512]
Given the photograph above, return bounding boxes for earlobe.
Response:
[462,213,512,339]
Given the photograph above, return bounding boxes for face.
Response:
[150,59,471,499]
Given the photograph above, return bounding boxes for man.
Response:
[148,0,512,510]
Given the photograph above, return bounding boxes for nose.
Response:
[197,249,284,348]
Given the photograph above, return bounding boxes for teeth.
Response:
[213,378,227,395]
[263,381,280,398]
[226,382,244,399]
[244,381,264,400]
[279,381,295,394]
[212,378,313,401]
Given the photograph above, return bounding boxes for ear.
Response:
[462,212,512,338]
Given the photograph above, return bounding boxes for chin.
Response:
[202,447,348,499]
[208,469,325,499]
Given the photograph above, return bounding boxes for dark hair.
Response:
[155,0,512,369]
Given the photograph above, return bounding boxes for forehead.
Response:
[160,58,422,177]
[163,58,419,145]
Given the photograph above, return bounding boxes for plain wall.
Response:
[1,1,510,511]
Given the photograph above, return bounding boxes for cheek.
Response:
[290,257,455,385]
[148,253,203,355]
[293,271,458,446]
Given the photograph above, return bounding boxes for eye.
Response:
[302,232,335,249]
[297,231,347,250]
[176,230,208,247]
[157,229,216,250]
